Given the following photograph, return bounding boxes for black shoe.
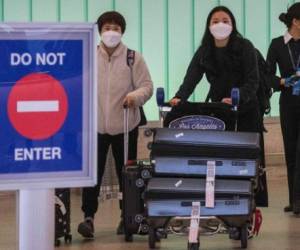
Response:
[284,205,293,212]
[293,204,300,215]
[116,219,124,235]
[294,209,300,215]
[78,218,94,239]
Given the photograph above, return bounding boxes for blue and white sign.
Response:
[169,115,226,131]
[0,23,97,190]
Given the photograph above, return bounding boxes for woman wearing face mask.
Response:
[170,6,268,207]
[267,3,300,215]
[77,11,153,239]
[170,6,260,132]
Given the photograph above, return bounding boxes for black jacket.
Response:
[267,36,300,106]
[175,36,259,110]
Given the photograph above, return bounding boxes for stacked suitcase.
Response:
[122,160,153,242]
[121,105,155,242]
[145,128,260,249]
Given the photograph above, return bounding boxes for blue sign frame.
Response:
[0,23,97,190]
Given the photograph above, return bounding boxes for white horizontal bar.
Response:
[17,100,59,112]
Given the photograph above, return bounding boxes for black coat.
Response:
[175,36,259,111]
[267,36,300,106]
[172,37,267,206]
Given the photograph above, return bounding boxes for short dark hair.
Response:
[96,11,126,34]
[201,6,241,48]
[279,2,300,28]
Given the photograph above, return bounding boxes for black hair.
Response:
[279,2,300,28]
[201,6,242,48]
[96,11,126,34]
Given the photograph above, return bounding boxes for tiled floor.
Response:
[1,166,300,250]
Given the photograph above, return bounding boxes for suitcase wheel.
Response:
[125,233,133,242]
[141,169,151,179]
[240,224,248,249]
[187,242,200,250]
[55,239,60,247]
[64,234,72,244]
[134,214,144,223]
[144,129,153,137]
[135,178,145,188]
[140,223,149,234]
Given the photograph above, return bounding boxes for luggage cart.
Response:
[144,88,259,250]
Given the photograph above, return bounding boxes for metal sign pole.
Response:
[18,189,55,250]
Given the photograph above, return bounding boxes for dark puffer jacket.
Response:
[175,36,259,112]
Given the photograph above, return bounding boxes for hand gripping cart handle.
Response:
[231,88,240,131]
[156,87,172,127]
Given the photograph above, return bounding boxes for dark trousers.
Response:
[280,103,300,207]
[238,107,269,207]
[81,127,139,218]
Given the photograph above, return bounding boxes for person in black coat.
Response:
[267,3,300,214]
[170,6,260,132]
[170,6,268,207]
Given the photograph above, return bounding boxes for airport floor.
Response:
[1,165,300,250]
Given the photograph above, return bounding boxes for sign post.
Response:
[0,23,97,250]
[18,189,54,250]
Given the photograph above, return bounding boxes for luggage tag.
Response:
[188,201,201,243]
[205,161,216,208]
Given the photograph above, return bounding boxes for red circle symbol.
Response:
[8,73,68,140]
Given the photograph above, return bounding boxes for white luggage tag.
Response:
[205,161,216,208]
[188,201,201,243]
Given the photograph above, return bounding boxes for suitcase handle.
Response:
[231,88,240,131]
[181,201,205,207]
[188,160,223,166]
[123,106,129,166]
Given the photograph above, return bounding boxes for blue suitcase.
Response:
[152,156,258,179]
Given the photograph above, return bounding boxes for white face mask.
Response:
[209,22,233,40]
[101,30,122,48]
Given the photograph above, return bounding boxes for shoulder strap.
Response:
[205,88,211,103]
[127,48,136,89]
[127,48,135,68]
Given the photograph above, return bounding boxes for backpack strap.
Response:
[126,48,147,126]
[127,49,135,86]
[205,87,211,103]
[127,48,136,92]
[127,48,135,68]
